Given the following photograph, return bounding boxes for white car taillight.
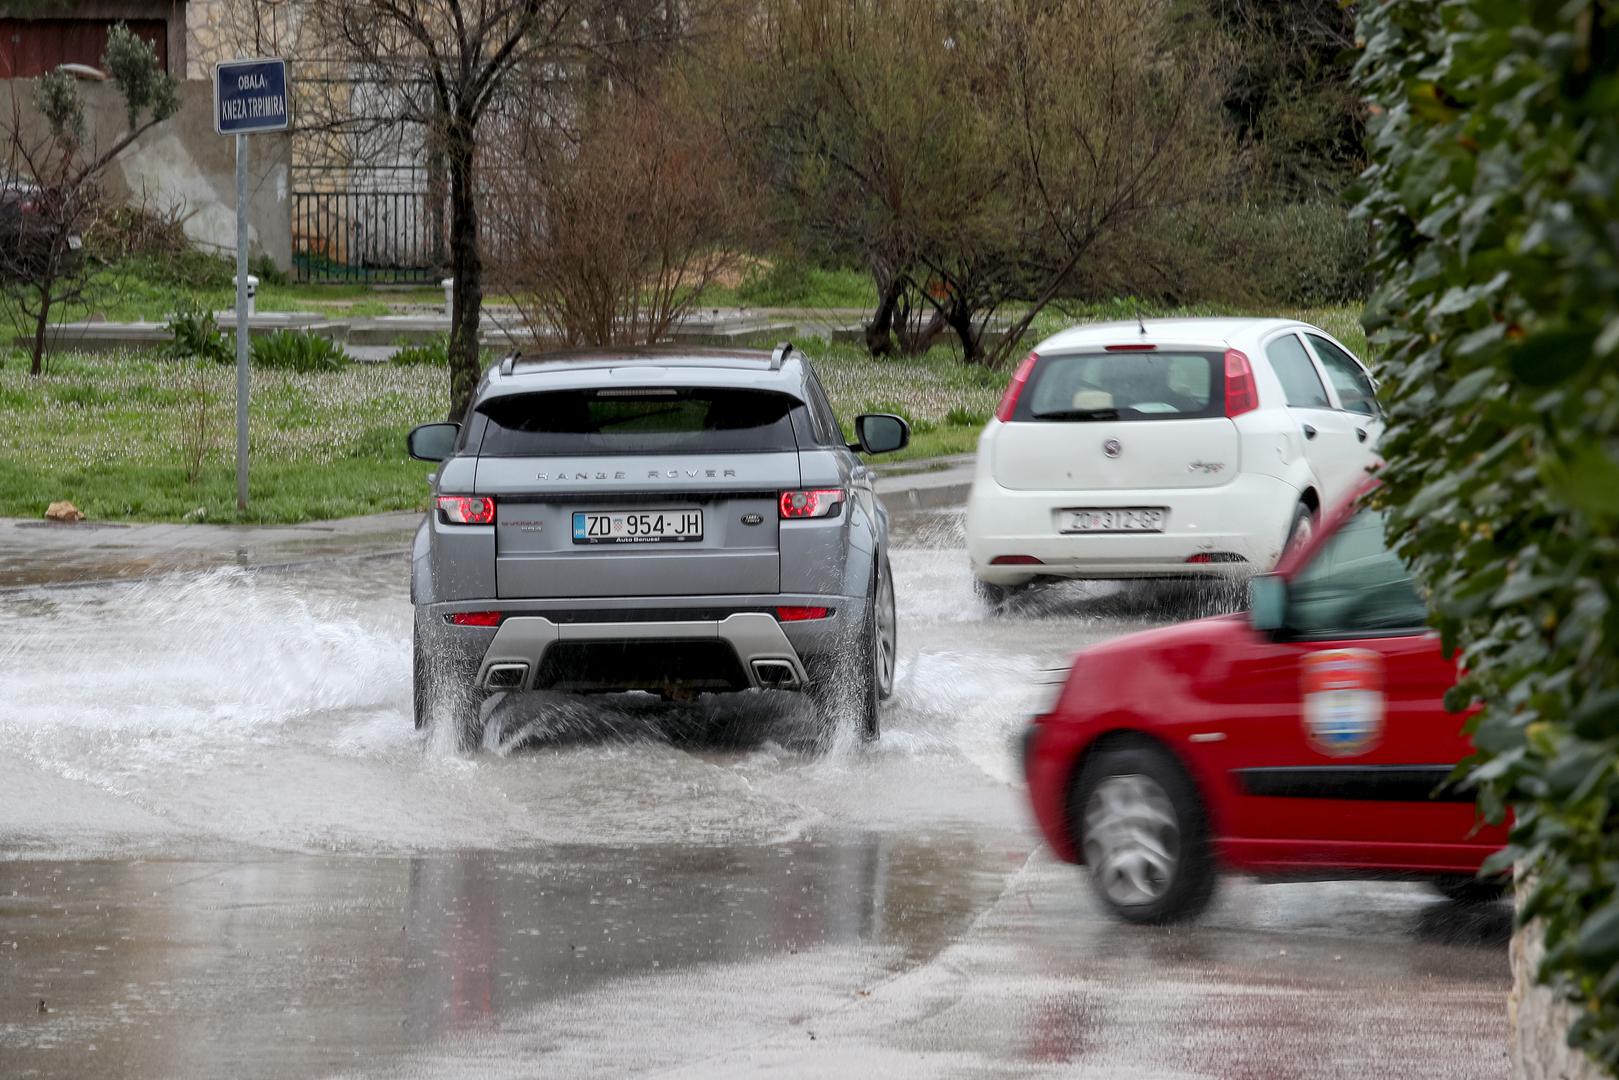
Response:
[995,352,1039,421]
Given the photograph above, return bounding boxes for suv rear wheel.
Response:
[1072,743,1216,923]
[413,612,489,748]
[808,555,890,743]
[1432,876,1507,905]
[876,553,897,702]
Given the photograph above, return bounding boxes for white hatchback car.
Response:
[965,317,1382,602]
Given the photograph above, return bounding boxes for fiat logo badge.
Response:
[1102,439,1122,458]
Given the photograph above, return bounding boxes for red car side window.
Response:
[1286,508,1428,639]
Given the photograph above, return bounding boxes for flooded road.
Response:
[0,507,1510,1078]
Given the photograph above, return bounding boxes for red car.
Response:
[1021,488,1508,923]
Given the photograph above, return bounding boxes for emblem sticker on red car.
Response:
[1302,649,1385,757]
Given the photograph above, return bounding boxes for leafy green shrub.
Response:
[1243,203,1370,306]
[1357,1,1619,1069]
[250,331,349,373]
[249,253,288,288]
[735,263,874,308]
[944,405,988,427]
[164,302,232,366]
[389,336,449,367]
[865,402,934,435]
[129,249,235,291]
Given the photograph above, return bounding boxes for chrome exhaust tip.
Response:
[751,659,800,690]
[483,662,529,691]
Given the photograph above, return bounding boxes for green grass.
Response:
[698,265,876,310]
[5,256,445,331]
[0,341,1001,523]
[0,302,1365,523]
[0,350,445,523]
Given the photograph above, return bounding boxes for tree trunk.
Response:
[29,289,50,376]
[944,297,981,365]
[446,124,482,421]
[864,269,904,358]
[426,151,448,271]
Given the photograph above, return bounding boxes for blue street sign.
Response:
[214,58,288,135]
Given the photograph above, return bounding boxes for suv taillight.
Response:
[1224,349,1258,417]
[995,352,1038,422]
[437,495,495,525]
[779,489,845,519]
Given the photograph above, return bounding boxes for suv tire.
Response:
[1432,876,1507,905]
[1072,743,1216,924]
[808,556,887,743]
[876,553,897,703]
[413,612,489,748]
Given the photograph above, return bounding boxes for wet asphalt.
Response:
[0,503,1511,1079]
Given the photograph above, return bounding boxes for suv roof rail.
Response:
[498,352,517,377]
[769,342,794,370]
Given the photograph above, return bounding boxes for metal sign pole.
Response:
[234,132,249,511]
[216,55,287,514]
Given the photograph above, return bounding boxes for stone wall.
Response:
[0,77,291,269]
[1511,901,1610,1079]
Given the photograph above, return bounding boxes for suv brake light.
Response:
[1224,349,1258,417]
[995,352,1039,421]
[437,495,495,525]
[779,489,845,519]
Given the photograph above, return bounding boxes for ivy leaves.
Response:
[1356,0,1619,1069]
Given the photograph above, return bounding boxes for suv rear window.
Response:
[475,387,800,455]
[1017,351,1223,421]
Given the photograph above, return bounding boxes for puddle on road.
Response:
[0,541,1207,858]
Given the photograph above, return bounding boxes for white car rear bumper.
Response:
[966,473,1300,583]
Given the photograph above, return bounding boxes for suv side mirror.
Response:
[853,413,910,455]
[1249,573,1287,633]
[408,422,459,462]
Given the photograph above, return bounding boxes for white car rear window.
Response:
[1019,351,1222,421]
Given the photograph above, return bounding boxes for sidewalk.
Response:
[0,456,974,590]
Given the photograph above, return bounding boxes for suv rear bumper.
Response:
[421,595,858,694]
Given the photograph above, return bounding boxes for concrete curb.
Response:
[877,477,973,511]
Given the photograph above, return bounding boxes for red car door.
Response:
[1194,507,1505,874]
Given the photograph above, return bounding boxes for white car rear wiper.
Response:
[1029,407,1121,421]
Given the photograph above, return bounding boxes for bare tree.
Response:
[728,0,1230,367]
[977,0,1231,366]
[306,1,575,418]
[487,75,752,346]
[0,25,178,374]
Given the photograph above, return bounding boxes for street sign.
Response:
[213,58,288,135]
[215,57,289,511]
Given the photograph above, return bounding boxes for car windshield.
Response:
[1020,350,1222,420]
[475,387,800,455]
[1287,506,1429,637]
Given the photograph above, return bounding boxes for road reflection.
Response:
[399,833,999,1039]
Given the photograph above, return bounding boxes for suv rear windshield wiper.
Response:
[1029,407,1121,421]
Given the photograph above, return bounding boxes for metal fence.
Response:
[292,188,446,285]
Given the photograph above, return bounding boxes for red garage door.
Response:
[0,18,168,79]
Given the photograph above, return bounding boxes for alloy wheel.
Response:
[875,560,897,697]
[1083,773,1181,907]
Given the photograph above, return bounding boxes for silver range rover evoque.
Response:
[406,343,910,747]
